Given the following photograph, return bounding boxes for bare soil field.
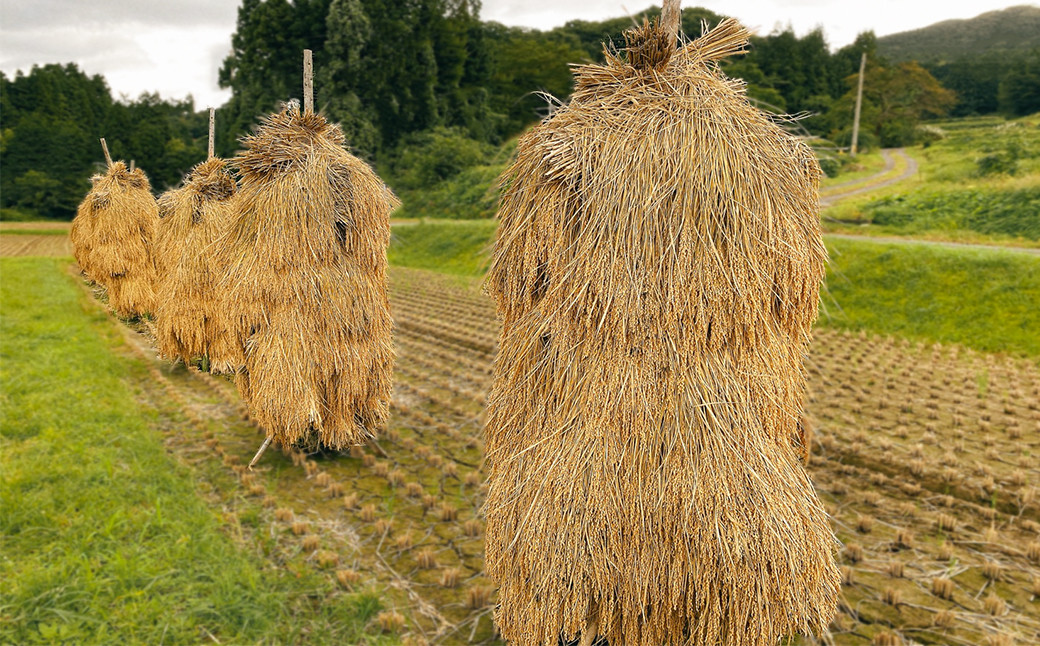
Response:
[84,265,1040,645]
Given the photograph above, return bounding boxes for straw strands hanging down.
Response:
[484,14,839,646]
[153,156,240,370]
[218,101,399,452]
[72,143,158,318]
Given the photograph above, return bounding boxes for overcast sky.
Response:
[0,1,1033,109]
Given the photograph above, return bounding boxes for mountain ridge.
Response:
[877,5,1040,62]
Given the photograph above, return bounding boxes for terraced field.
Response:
[82,265,1039,645]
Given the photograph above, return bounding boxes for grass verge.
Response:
[0,258,390,645]
[822,237,1040,357]
[389,220,496,277]
[386,220,1040,357]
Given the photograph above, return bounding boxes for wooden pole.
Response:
[661,0,681,43]
[129,160,135,171]
[303,49,314,115]
[208,107,215,159]
[248,436,272,470]
[100,138,113,167]
[850,52,866,156]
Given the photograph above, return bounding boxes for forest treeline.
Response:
[2,0,1037,219]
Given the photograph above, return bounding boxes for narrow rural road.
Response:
[824,233,1040,256]
[820,148,918,207]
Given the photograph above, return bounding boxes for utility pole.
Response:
[850,51,866,156]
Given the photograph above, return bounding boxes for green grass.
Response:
[821,238,1040,357]
[864,186,1040,240]
[386,220,1040,357]
[0,258,391,645]
[0,228,68,236]
[388,220,497,276]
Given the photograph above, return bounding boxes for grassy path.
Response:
[821,148,918,207]
[0,258,391,645]
[825,232,1040,255]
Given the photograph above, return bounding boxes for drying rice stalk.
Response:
[72,138,158,317]
[217,60,398,452]
[484,9,838,646]
[153,147,240,370]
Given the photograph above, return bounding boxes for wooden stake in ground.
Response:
[71,139,158,316]
[303,49,313,115]
[484,14,839,646]
[208,107,215,159]
[851,51,867,156]
[216,51,398,454]
[100,137,113,167]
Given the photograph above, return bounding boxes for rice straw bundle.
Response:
[70,194,98,282]
[484,12,839,646]
[154,156,240,370]
[73,142,158,317]
[153,186,191,283]
[218,100,398,452]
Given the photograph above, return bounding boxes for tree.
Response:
[320,0,379,153]
[485,26,588,137]
[827,60,955,148]
[998,50,1040,117]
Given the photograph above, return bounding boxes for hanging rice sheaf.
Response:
[72,153,158,317]
[153,186,190,283]
[218,101,398,452]
[484,14,839,646]
[154,157,240,371]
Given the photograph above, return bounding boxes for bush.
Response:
[864,187,1040,240]
[389,127,493,190]
[818,156,841,178]
[975,152,1019,176]
[0,207,41,222]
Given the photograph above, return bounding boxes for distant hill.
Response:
[877,5,1040,62]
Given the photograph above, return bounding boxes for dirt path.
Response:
[820,148,918,207]
[825,232,1040,256]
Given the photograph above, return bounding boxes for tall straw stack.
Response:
[153,186,190,282]
[218,100,398,452]
[153,156,239,370]
[72,140,158,317]
[484,14,839,646]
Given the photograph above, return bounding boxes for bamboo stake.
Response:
[662,0,681,42]
[208,107,215,159]
[303,49,314,115]
[100,138,113,168]
[249,435,272,470]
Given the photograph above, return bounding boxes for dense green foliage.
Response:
[0,258,390,644]
[821,238,1040,356]
[0,65,209,218]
